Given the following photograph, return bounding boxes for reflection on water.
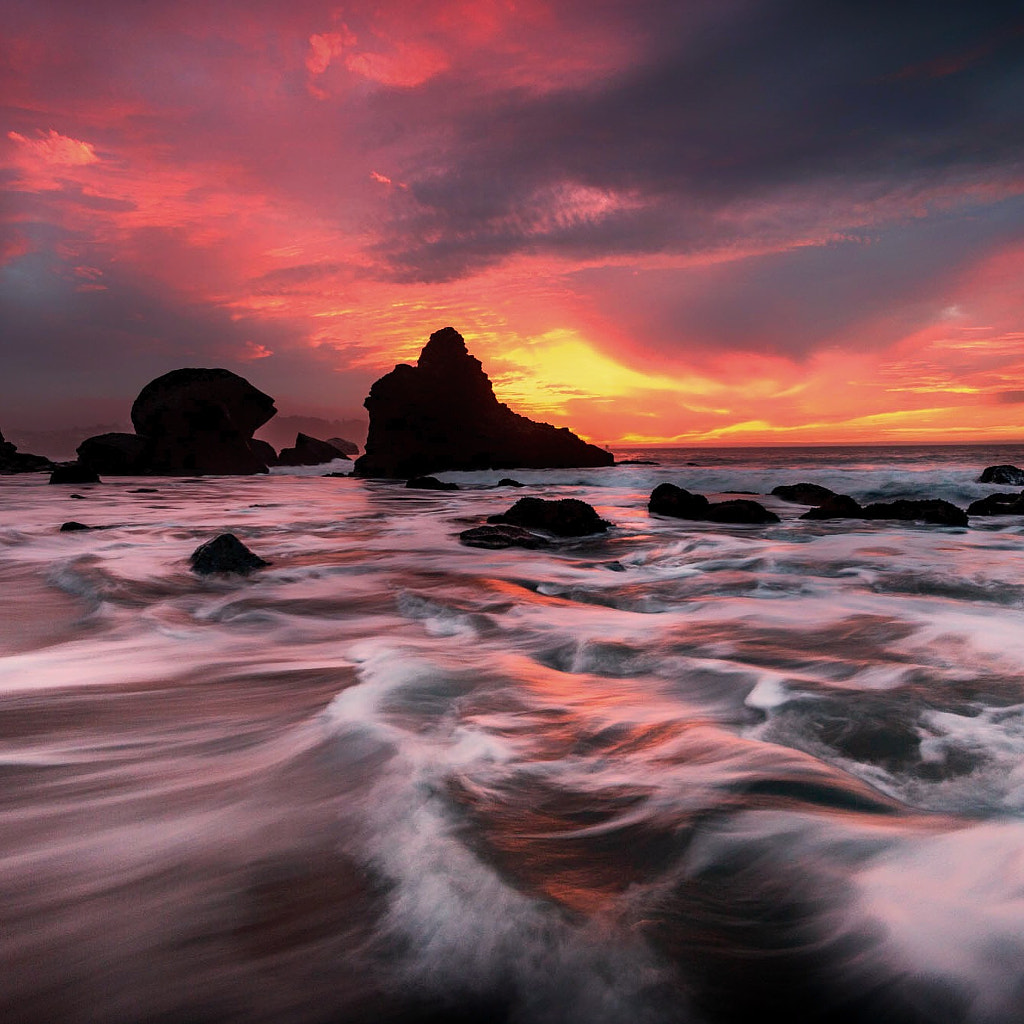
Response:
[2,445,1024,1022]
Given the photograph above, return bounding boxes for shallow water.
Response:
[3,444,1024,1023]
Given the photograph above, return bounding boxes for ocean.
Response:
[3,443,1024,1023]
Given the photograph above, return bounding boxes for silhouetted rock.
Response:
[648,483,711,519]
[800,495,864,519]
[406,476,459,490]
[77,432,147,475]
[967,492,1024,515]
[326,436,359,457]
[498,478,524,487]
[979,465,1024,485]
[459,525,551,549]
[250,439,278,467]
[131,368,276,475]
[771,483,837,505]
[276,433,349,467]
[0,428,52,474]
[617,459,660,465]
[706,499,780,524]
[861,499,968,527]
[488,497,610,537]
[354,328,614,478]
[189,533,269,575]
[49,463,100,485]
[59,521,92,532]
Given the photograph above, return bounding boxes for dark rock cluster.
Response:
[354,328,614,478]
[649,483,780,524]
[77,369,278,476]
[0,428,51,474]
[487,497,611,537]
[801,495,967,526]
[978,465,1024,485]
[276,433,352,467]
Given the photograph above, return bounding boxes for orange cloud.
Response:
[8,129,99,166]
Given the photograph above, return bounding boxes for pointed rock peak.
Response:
[417,327,477,372]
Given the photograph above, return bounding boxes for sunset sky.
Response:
[3,0,1024,446]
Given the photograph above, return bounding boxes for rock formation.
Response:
[77,368,277,476]
[276,433,351,467]
[459,525,551,549]
[979,465,1024,485]
[967,492,1024,516]
[0,428,52,474]
[771,483,836,505]
[189,534,269,575]
[49,463,101,485]
[801,495,968,526]
[354,328,614,478]
[648,483,779,524]
[487,497,610,536]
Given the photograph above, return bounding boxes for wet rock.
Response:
[0,428,52,474]
[250,439,278,467]
[967,492,1024,516]
[616,459,660,465]
[860,499,968,527]
[497,478,524,487]
[76,432,147,475]
[326,436,359,457]
[459,525,550,549]
[771,483,837,505]
[488,497,610,537]
[406,476,459,490]
[189,533,270,575]
[49,463,101,485]
[800,494,864,520]
[705,499,780,525]
[354,327,613,478]
[129,487,159,493]
[978,464,1024,485]
[59,521,92,532]
[276,433,349,467]
[648,483,711,519]
[131,368,277,475]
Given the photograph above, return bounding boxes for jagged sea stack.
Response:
[354,328,613,478]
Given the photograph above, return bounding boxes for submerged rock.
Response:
[354,327,613,478]
[189,533,270,575]
[967,492,1024,516]
[0,428,52,474]
[979,465,1024,485]
[59,521,92,532]
[459,525,550,549]
[276,433,349,467]
[406,476,459,490]
[860,499,968,527]
[771,483,837,505]
[49,463,100,485]
[488,497,610,537]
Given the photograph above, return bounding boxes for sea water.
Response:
[2,444,1024,1023]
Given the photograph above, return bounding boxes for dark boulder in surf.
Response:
[130,368,277,476]
[978,465,1024,485]
[648,483,711,519]
[860,499,968,527]
[0,429,52,474]
[800,494,864,520]
[706,499,780,525]
[488,497,610,537]
[497,478,524,488]
[459,525,550,549]
[76,432,148,475]
[59,521,92,532]
[649,484,778,524]
[276,433,349,467]
[49,463,100,485]
[354,327,613,478]
[771,483,837,505]
[189,533,269,575]
[967,492,1024,516]
[406,476,459,490]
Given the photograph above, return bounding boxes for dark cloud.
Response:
[375,0,1024,280]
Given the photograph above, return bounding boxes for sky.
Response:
[2,0,1024,446]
